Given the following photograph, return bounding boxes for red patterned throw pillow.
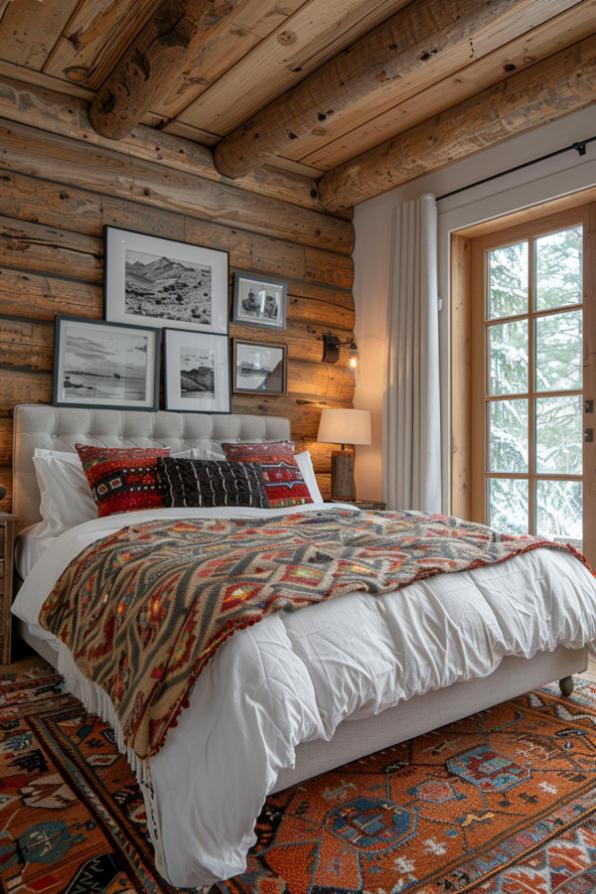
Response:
[76,445,171,518]
[222,441,312,509]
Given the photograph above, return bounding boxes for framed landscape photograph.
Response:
[105,226,229,334]
[232,272,287,329]
[164,328,230,414]
[53,316,160,410]
[232,339,287,395]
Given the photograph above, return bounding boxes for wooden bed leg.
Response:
[559,676,574,697]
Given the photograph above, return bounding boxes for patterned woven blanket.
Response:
[39,509,589,760]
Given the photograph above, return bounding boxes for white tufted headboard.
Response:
[13,404,291,528]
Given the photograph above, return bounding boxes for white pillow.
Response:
[33,448,97,535]
[33,446,193,534]
[295,451,324,503]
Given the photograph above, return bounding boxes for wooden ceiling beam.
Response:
[89,0,246,140]
[318,32,596,211]
[212,0,564,179]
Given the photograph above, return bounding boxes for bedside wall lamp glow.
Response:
[321,333,359,368]
[317,408,371,501]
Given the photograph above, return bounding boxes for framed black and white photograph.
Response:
[105,226,229,334]
[232,339,287,395]
[232,272,287,330]
[164,328,230,413]
[53,316,160,410]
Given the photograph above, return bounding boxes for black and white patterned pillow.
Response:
[156,457,269,508]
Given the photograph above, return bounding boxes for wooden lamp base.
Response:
[331,449,354,501]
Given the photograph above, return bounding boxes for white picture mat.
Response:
[55,319,158,409]
[105,228,228,334]
[165,329,230,413]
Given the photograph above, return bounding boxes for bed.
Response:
[10,404,595,888]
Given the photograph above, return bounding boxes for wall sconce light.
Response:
[321,333,359,368]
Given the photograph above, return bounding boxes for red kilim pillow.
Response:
[222,441,312,509]
[76,445,171,518]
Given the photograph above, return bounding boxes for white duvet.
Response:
[12,504,596,888]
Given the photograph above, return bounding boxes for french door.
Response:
[456,199,596,564]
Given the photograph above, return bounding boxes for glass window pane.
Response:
[488,319,528,395]
[535,310,582,392]
[488,399,528,472]
[488,242,528,319]
[536,480,582,543]
[535,226,582,310]
[488,478,528,534]
[536,396,582,475]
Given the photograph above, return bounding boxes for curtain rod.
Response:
[436,135,596,202]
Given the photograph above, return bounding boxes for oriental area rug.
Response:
[0,668,594,894]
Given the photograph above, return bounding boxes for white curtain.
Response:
[384,193,441,512]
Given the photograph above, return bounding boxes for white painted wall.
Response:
[352,104,596,507]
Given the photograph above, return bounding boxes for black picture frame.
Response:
[53,315,160,411]
[163,328,231,414]
[232,339,288,396]
[104,225,230,335]
[232,271,288,330]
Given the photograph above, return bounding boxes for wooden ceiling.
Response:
[0,0,594,210]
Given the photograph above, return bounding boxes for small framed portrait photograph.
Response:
[232,339,287,396]
[105,226,229,334]
[164,328,230,414]
[232,272,287,330]
[53,316,160,410]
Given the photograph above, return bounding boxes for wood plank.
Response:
[450,235,472,519]
[89,0,256,140]
[0,468,11,512]
[231,394,352,439]
[0,369,52,415]
[0,74,324,211]
[0,59,95,99]
[0,120,353,254]
[0,317,53,371]
[214,0,568,178]
[583,202,596,566]
[319,32,596,210]
[43,0,162,87]
[151,0,306,121]
[0,170,104,235]
[0,417,11,466]
[230,320,353,366]
[0,216,102,282]
[0,0,80,69]
[0,267,102,320]
[288,360,354,402]
[176,0,410,136]
[298,0,596,169]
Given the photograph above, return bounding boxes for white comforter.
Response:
[12,504,596,887]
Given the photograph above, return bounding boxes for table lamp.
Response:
[317,408,371,501]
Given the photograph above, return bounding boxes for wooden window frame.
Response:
[451,197,596,564]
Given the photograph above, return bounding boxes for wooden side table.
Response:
[0,515,16,666]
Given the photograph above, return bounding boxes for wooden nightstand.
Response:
[332,500,386,510]
[0,515,16,666]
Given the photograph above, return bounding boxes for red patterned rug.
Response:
[0,667,594,894]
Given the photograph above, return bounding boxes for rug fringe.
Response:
[56,643,168,879]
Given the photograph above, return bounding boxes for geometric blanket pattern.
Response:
[0,667,594,894]
[38,509,591,759]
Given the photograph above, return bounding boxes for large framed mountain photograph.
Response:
[105,227,229,334]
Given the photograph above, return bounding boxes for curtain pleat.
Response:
[384,194,441,512]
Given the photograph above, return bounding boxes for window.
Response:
[451,196,596,564]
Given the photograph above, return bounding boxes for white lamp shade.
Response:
[317,408,371,446]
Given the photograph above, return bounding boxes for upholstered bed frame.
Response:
[11,404,588,793]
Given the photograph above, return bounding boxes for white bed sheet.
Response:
[12,505,596,887]
[14,522,58,579]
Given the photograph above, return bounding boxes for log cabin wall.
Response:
[0,119,355,511]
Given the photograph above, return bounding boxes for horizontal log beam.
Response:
[89,0,244,141]
[0,119,353,254]
[319,32,596,210]
[213,0,556,179]
[0,74,323,211]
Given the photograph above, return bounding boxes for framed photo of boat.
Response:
[164,328,230,414]
[105,226,229,334]
[53,315,160,411]
[232,272,287,330]
[232,339,287,396]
